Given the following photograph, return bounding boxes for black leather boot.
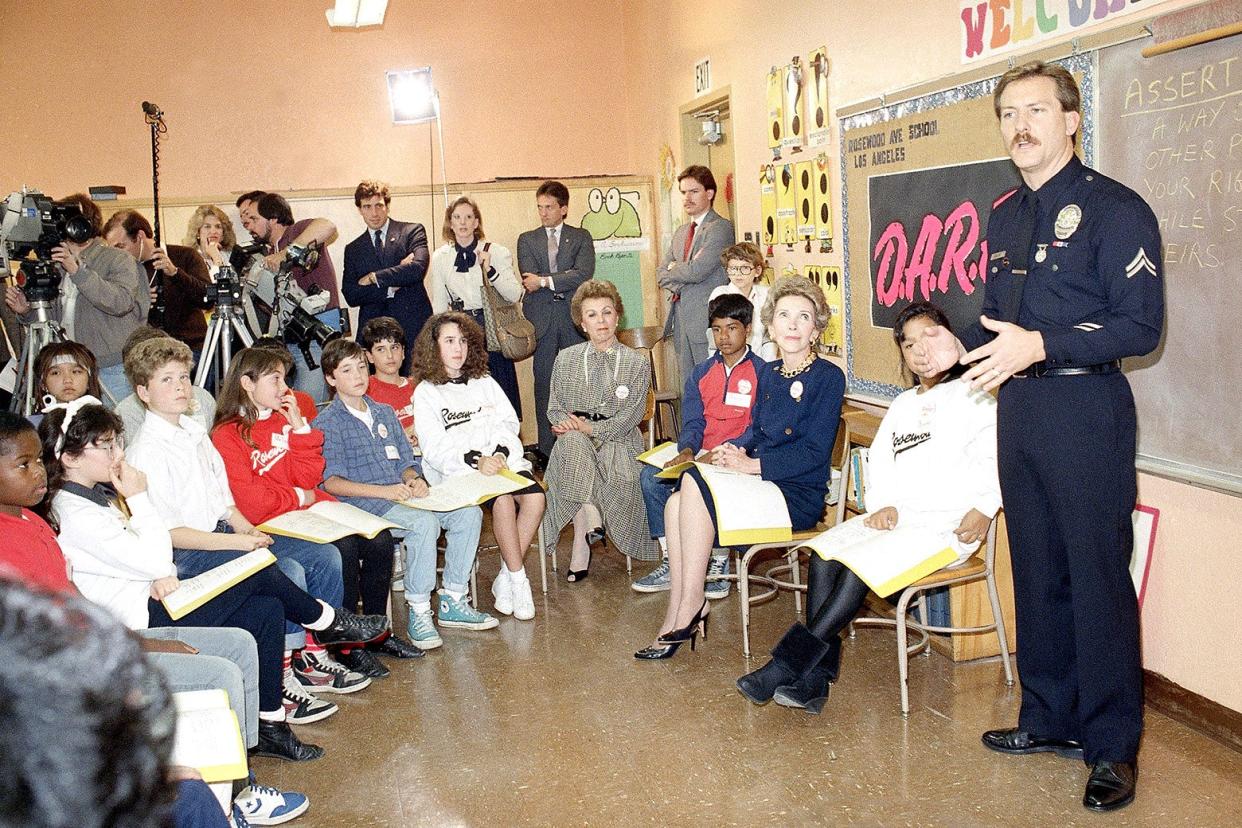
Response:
[253,719,325,762]
[736,624,831,705]
[773,633,840,714]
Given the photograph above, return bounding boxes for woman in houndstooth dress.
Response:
[541,281,659,580]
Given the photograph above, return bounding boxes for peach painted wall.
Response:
[0,0,633,199]
[619,0,1239,712]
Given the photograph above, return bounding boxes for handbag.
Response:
[477,242,537,361]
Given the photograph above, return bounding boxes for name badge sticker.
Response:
[724,391,752,408]
[385,445,401,460]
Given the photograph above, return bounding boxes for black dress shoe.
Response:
[369,634,425,659]
[1083,760,1136,811]
[981,727,1084,759]
[253,720,324,762]
[337,647,389,678]
[314,609,389,647]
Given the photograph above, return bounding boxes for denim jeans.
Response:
[97,362,132,407]
[639,464,675,539]
[269,534,343,649]
[381,502,483,604]
[141,626,259,749]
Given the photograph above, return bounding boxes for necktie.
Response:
[547,227,558,273]
[373,229,383,256]
[682,220,697,261]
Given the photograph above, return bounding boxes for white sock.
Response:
[303,600,335,631]
[506,565,528,585]
[443,588,467,602]
[657,536,668,554]
[409,600,432,615]
[259,708,286,723]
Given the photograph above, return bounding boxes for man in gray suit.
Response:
[658,165,734,386]
[517,180,597,460]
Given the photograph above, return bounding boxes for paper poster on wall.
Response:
[867,158,1020,329]
[582,186,645,250]
[794,160,815,241]
[775,163,797,245]
[766,68,784,152]
[813,154,833,244]
[658,145,678,261]
[807,48,830,147]
[821,265,843,356]
[781,58,805,152]
[839,55,1091,394]
[958,0,1147,64]
[760,164,777,246]
[594,251,645,329]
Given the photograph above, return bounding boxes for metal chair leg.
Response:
[895,588,914,716]
[537,524,548,595]
[986,566,1015,686]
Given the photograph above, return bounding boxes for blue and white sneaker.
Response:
[235,775,309,826]
[407,608,444,650]
[704,554,732,600]
[631,558,671,593]
[437,590,499,630]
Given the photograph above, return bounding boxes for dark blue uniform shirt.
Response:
[961,155,1164,365]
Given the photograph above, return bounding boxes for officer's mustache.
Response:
[1012,130,1037,147]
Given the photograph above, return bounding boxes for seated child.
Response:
[632,293,766,599]
[412,312,546,622]
[359,316,419,447]
[0,410,312,820]
[36,400,391,762]
[735,301,1000,713]
[314,338,492,652]
[707,242,776,360]
[32,340,104,421]
[211,346,401,687]
[114,326,217,443]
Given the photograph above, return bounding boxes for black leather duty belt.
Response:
[1014,360,1120,378]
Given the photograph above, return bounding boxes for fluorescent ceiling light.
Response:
[387,68,438,124]
[326,0,387,28]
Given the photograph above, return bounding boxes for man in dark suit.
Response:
[516,180,597,459]
[102,209,210,355]
[658,165,734,386]
[342,180,431,368]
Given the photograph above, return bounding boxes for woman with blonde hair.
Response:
[636,275,845,660]
[541,280,658,580]
[183,204,238,277]
[426,196,524,414]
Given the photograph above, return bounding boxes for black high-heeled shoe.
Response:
[566,548,592,583]
[585,526,606,546]
[658,599,710,646]
[634,639,685,659]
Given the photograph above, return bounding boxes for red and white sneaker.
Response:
[282,669,338,723]
[292,650,371,695]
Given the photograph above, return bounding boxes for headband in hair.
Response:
[41,395,104,456]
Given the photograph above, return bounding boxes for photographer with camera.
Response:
[4,193,148,404]
[238,192,341,404]
[103,210,211,357]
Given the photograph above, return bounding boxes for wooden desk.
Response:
[831,407,1016,662]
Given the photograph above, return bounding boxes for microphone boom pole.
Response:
[142,101,165,246]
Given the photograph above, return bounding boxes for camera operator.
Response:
[3,193,148,403]
[238,191,341,404]
[102,209,211,358]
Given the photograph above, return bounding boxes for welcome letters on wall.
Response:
[959,0,1150,63]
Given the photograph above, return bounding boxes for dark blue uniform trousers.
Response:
[998,373,1143,764]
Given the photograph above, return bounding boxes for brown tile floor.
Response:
[255,536,1242,827]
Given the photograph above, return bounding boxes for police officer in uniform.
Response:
[915,61,1162,812]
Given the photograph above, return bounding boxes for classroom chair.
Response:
[848,516,1015,716]
[618,326,680,444]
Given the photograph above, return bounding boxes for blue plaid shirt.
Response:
[313,396,420,516]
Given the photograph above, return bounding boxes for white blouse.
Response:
[428,242,522,313]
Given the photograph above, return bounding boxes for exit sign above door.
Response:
[694,58,711,96]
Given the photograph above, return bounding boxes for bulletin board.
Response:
[838,55,1093,396]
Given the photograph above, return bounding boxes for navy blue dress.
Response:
[684,356,845,538]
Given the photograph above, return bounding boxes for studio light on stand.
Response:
[386,67,449,237]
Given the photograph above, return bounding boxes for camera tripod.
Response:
[194,300,253,389]
[12,301,63,416]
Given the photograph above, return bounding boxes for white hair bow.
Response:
[41,395,104,456]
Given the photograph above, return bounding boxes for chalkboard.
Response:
[1098,33,1242,494]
